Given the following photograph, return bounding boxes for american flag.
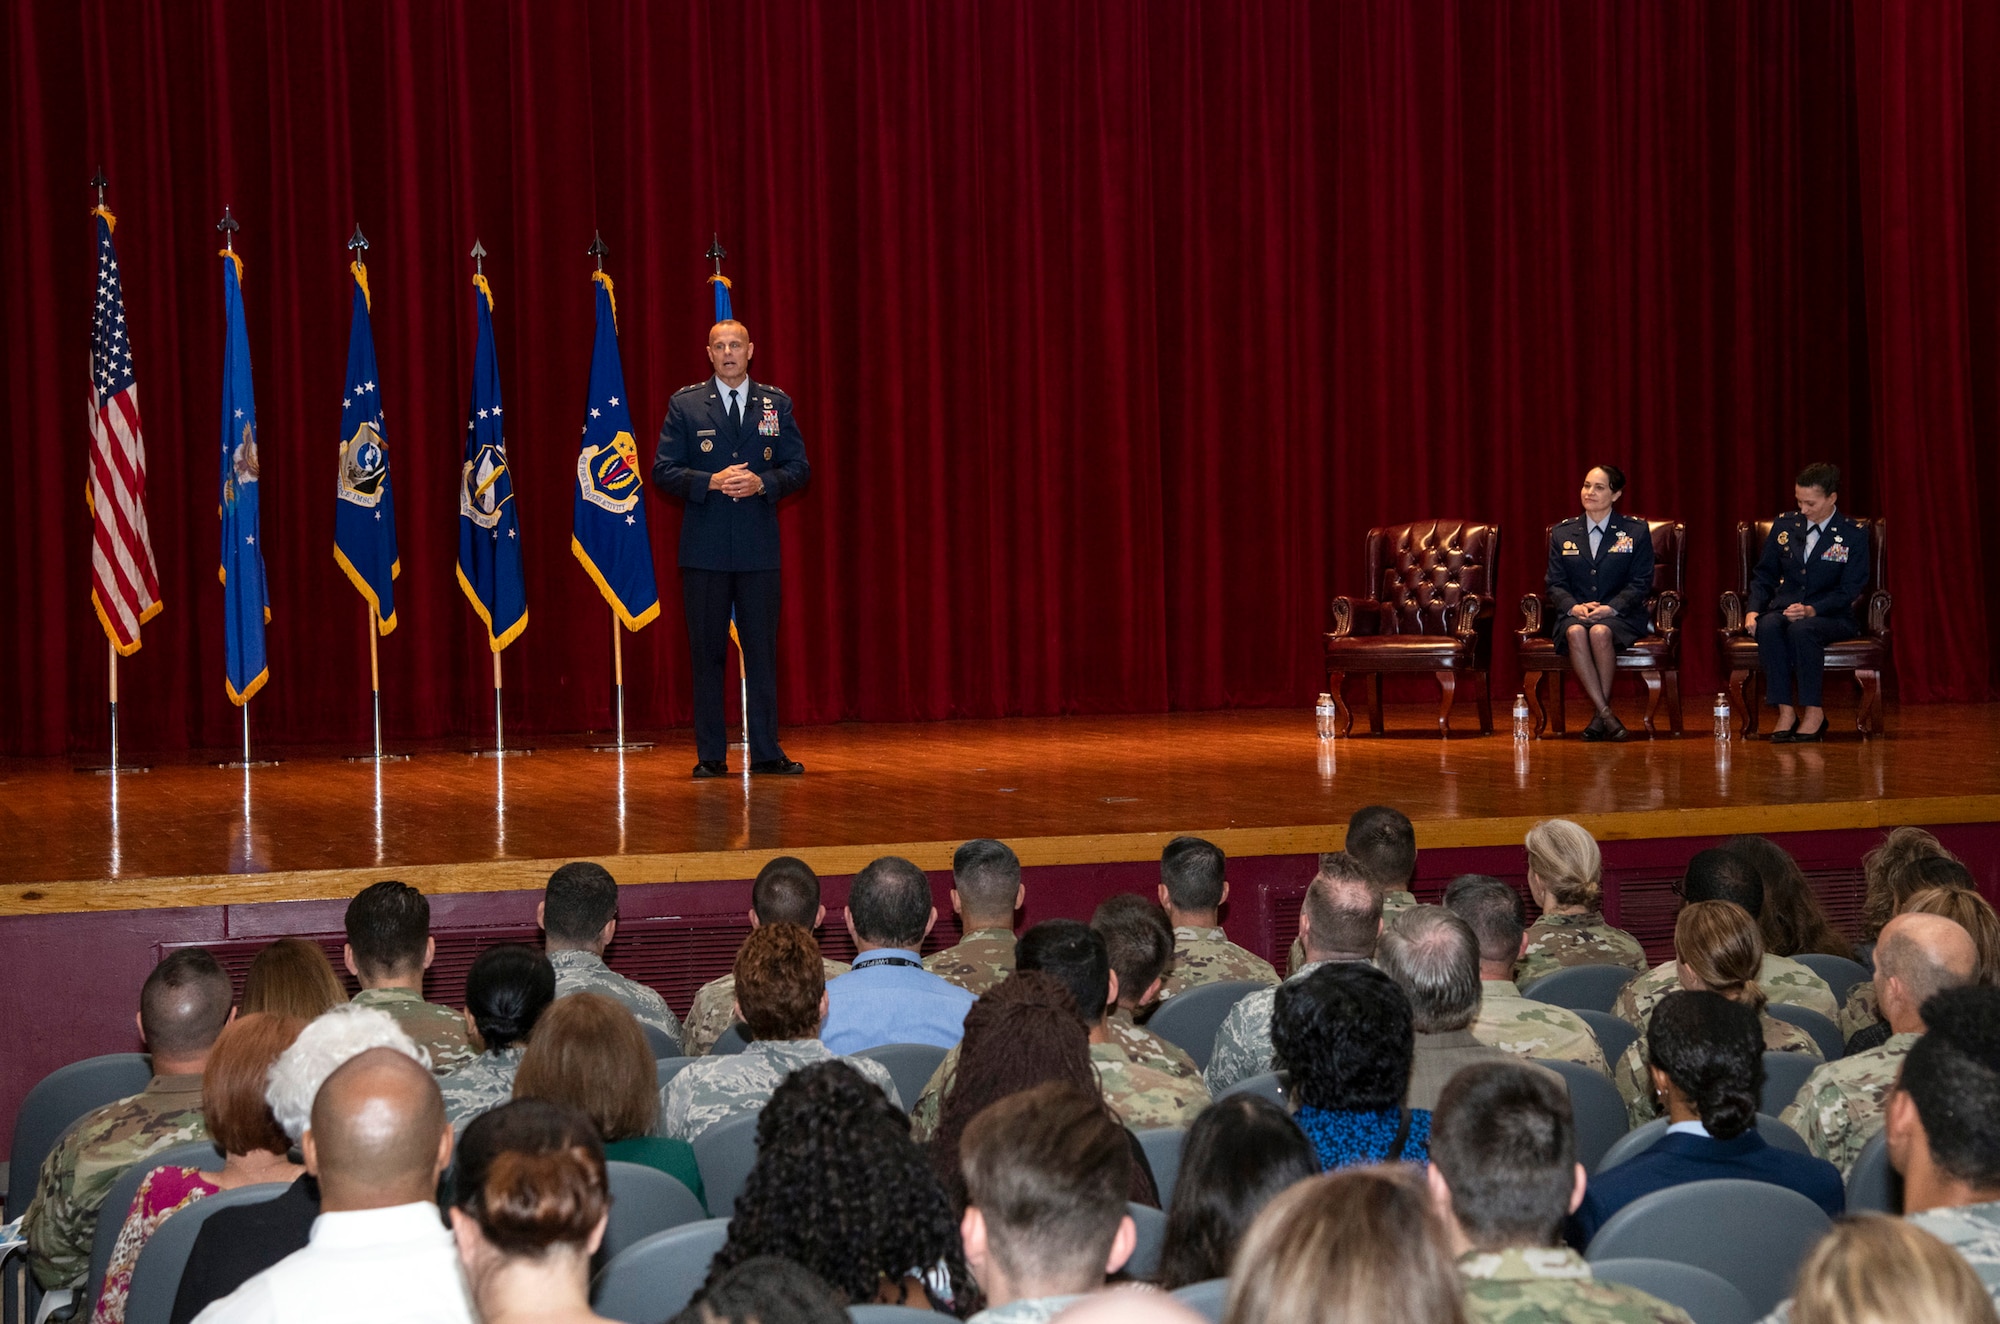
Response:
[88,208,163,653]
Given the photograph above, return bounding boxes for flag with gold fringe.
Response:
[217,245,270,704]
[334,252,399,632]
[571,269,659,629]
[456,265,527,649]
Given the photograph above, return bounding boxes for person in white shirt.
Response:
[194,1048,472,1323]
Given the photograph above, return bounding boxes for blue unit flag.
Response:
[334,258,400,632]
[217,249,270,704]
[456,272,528,650]
[571,271,660,629]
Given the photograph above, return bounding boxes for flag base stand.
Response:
[216,757,282,769]
[588,740,654,753]
[344,751,412,763]
[470,747,532,759]
[76,763,151,775]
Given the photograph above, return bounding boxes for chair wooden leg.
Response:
[1523,671,1547,736]
[1641,671,1663,735]
[1366,673,1385,735]
[1856,669,1883,735]
[1730,669,1758,737]
[1435,671,1459,737]
[1475,670,1493,735]
[1663,669,1683,735]
[1328,670,1353,736]
[1551,670,1568,735]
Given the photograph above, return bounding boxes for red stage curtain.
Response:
[1,0,1992,758]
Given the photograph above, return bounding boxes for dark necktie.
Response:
[1804,524,1822,561]
[728,388,741,432]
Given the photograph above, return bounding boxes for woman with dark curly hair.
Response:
[1857,828,1959,963]
[1724,835,1855,961]
[1156,1094,1317,1290]
[1572,990,1842,1244]
[924,971,1159,1212]
[706,1059,974,1312]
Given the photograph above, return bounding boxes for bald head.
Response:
[1878,912,1980,1035]
[305,1047,451,1211]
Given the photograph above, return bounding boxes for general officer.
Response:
[1744,462,1869,742]
[653,319,810,777]
[1545,464,1655,742]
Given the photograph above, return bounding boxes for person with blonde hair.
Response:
[241,940,346,1021]
[1514,820,1647,985]
[1790,1214,1998,1324]
[1224,1167,1467,1324]
[1613,901,1821,1126]
[1857,827,1960,959]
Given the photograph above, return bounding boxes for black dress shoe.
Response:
[750,758,805,776]
[692,760,730,779]
[1789,720,1826,743]
[1580,712,1606,742]
[1769,726,1797,744]
[1600,713,1630,742]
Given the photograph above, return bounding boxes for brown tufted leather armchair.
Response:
[1324,520,1500,736]
[1719,517,1890,735]
[1517,518,1687,736]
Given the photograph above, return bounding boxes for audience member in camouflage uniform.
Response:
[342,879,474,1074]
[1445,874,1609,1074]
[1153,836,1278,1000]
[1889,986,2000,1309]
[660,922,898,1141]
[1432,1061,1694,1324]
[1838,883,2000,1050]
[1206,859,1382,1092]
[1840,978,1882,1042]
[437,944,553,1134]
[1514,818,1649,987]
[1783,911,1978,1176]
[1287,805,1421,975]
[538,861,681,1043]
[680,856,849,1056]
[24,950,233,1292]
[959,1084,1136,1324]
[925,838,1023,996]
[1090,893,1199,1082]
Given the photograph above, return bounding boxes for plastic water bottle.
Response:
[1713,693,1732,743]
[1315,693,1337,740]
[1513,694,1531,743]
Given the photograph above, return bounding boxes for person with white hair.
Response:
[167,1007,425,1324]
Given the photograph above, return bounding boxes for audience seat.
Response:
[1136,1128,1187,1206]
[1765,1004,1843,1061]
[656,1055,697,1087]
[1520,965,1638,1014]
[603,1162,708,1259]
[640,1022,683,1060]
[1122,1202,1168,1280]
[1171,1278,1229,1324]
[848,1308,952,1323]
[1790,954,1870,1009]
[1148,981,1269,1070]
[710,1026,749,1056]
[1531,1059,1628,1173]
[1588,1257,1756,1324]
[1760,1051,1820,1121]
[855,1044,950,1111]
[1216,1072,1288,1110]
[1597,1114,1808,1174]
[691,1110,761,1218]
[1844,1130,1901,1215]
[6,1053,154,1219]
[122,1181,288,1324]
[79,1140,221,1320]
[1584,1178,1833,1316]
[1573,1008,1639,1068]
[591,1218,731,1324]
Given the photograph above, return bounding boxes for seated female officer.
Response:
[1743,462,1869,742]
[1546,464,1655,742]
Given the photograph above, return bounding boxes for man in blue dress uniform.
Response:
[652,320,811,777]
[1744,462,1870,742]
[1545,464,1656,742]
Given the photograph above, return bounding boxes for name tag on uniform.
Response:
[1611,534,1635,554]
[759,405,779,437]
[696,429,716,437]
[1562,540,1581,555]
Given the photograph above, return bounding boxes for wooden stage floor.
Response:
[5,704,2000,915]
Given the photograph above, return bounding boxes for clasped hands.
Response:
[709,464,765,498]
[1742,603,1815,632]
[1567,603,1616,622]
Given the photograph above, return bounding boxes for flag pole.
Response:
[108,641,119,771]
[494,651,505,754]
[369,604,383,759]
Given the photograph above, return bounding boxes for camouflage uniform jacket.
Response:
[1107,1008,1201,1083]
[1460,1247,1694,1324]
[1514,912,1649,987]
[1612,955,1838,1033]
[1779,1031,1919,1176]
[922,928,1017,996]
[1615,1014,1820,1127]
[22,1074,208,1291]
[1473,980,1609,1074]
[1839,980,1881,1042]
[1089,1041,1208,1129]
[657,1038,900,1141]
[680,957,851,1057]
[966,1295,1087,1324]
[549,949,682,1042]
[439,1046,527,1134]
[1910,1199,2000,1308]
[350,987,474,1074]
[1157,926,1278,1001]
[1288,890,1416,974]
[1204,961,1339,1093]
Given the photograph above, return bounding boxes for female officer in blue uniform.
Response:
[1743,463,1869,742]
[1545,465,1655,742]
